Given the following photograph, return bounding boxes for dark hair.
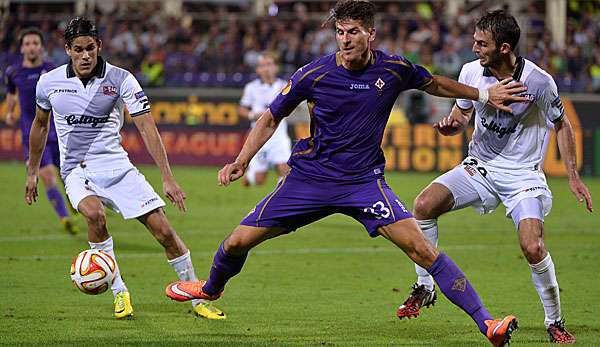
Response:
[64,17,99,46]
[19,27,44,46]
[323,0,376,29]
[475,10,520,51]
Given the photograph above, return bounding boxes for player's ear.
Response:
[64,44,71,57]
[368,27,376,42]
[97,39,103,52]
[499,42,512,54]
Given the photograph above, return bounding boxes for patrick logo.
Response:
[451,278,467,292]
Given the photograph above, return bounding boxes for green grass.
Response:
[0,161,599,346]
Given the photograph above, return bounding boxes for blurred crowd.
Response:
[2,1,599,92]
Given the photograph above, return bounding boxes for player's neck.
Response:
[489,54,518,80]
[261,77,275,85]
[341,50,372,71]
[22,56,43,68]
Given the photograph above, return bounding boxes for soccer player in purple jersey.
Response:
[5,27,77,234]
[166,1,528,345]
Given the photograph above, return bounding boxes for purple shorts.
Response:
[240,171,413,237]
[23,140,60,169]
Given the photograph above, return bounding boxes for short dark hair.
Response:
[475,10,521,51]
[64,17,99,47]
[19,27,44,46]
[323,0,376,29]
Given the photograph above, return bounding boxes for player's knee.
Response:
[413,194,434,219]
[84,207,106,226]
[223,233,251,255]
[521,240,546,263]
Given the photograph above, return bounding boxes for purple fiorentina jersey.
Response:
[5,61,57,141]
[269,50,432,182]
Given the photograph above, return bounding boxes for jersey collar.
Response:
[66,56,106,79]
[482,56,525,81]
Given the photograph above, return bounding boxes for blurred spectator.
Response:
[1,1,599,92]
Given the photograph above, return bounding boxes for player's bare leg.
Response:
[275,163,290,178]
[39,165,77,234]
[397,183,454,318]
[518,217,575,344]
[137,208,187,259]
[78,196,131,318]
[166,225,287,300]
[379,218,518,346]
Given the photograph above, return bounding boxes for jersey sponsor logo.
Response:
[65,114,110,128]
[27,73,40,80]
[134,91,146,99]
[103,85,117,96]
[49,88,77,96]
[480,117,517,139]
[350,83,370,90]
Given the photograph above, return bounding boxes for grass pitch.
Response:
[0,161,599,346]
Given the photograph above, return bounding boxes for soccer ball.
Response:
[70,249,116,295]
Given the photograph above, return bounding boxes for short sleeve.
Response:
[120,73,150,117]
[5,66,16,94]
[35,75,51,111]
[456,65,474,110]
[269,65,312,120]
[240,83,253,108]
[406,63,434,91]
[537,77,564,123]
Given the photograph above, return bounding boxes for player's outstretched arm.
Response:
[555,116,593,212]
[424,75,528,113]
[25,107,51,205]
[434,105,474,136]
[218,109,280,186]
[132,112,186,212]
[4,92,18,126]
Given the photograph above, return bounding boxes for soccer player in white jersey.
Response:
[396,11,592,344]
[24,17,225,320]
[239,52,291,186]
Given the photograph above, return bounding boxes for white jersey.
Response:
[36,58,150,179]
[240,78,290,142]
[456,58,564,171]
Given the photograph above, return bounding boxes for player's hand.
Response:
[569,177,593,212]
[433,114,468,136]
[25,174,38,205]
[218,161,245,186]
[487,78,528,113]
[163,177,186,212]
[5,113,16,126]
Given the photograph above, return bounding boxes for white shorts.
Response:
[434,156,552,227]
[247,135,292,175]
[64,165,166,219]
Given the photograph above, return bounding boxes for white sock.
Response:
[88,236,127,297]
[415,219,438,291]
[167,250,203,307]
[530,253,561,327]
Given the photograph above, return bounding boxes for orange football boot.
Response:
[165,280,222,301]
[485,315,519,347]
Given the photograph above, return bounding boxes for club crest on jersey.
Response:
[102,85,117,96]
[375,78,385,90]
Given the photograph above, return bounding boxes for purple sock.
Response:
[427,253,492,335]
[203,242,247,296]
[46,187,69,219]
